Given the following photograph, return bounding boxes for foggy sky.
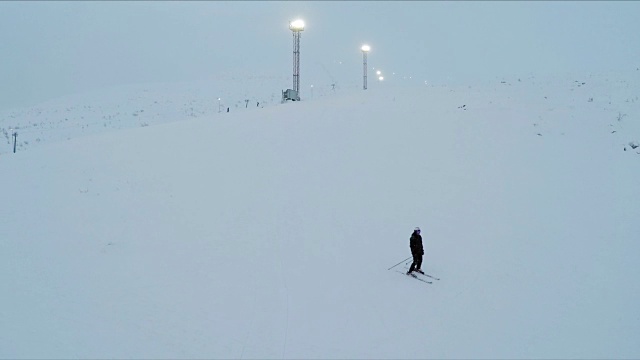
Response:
[1,1,639,111]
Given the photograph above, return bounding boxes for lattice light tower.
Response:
[361,44,371,90]
[290,19,305,95]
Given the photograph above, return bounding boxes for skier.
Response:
[407,227,424,275]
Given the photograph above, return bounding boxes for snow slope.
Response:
[1,71,639,359]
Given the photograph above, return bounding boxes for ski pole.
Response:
[388,256,412,270]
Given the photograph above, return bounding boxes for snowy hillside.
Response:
[0,71,362,155]
[1,71,639,359]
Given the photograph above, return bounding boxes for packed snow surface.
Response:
[1,71,639,358]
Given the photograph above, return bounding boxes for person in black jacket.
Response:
[407,227,425,275]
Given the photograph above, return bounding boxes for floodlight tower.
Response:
[289,19,305,95]
[361,45,370,90]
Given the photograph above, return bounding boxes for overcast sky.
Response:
[1,1,639,111]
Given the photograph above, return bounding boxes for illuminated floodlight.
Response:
[376,70,382,75]
[378,76,384,81]
[361,44,371,90]
[289,19,305,31]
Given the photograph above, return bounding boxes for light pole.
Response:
[290,19,305,96]
[218,98,221,113]
[361,45,370,90]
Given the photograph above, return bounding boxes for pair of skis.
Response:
[396,268,440,284]
[388,257,440,285]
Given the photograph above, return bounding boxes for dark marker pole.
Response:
[12,132,17,153]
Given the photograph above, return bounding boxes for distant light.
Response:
[361,44,371,52]
[376,70,382,75]
[289,19,305,31]
[378,76,384,81]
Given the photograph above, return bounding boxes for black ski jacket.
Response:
[410,232,424,256]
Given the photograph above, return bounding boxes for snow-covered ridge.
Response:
[0,75,288,154]
[1,71,638,156]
